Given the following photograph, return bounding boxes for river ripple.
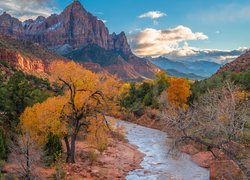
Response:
[114,120,209,180]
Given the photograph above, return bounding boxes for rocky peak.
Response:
[0,1,132,55]
[1,12,10,18]
[109,32,131,55]
[22,19,34,28]
[0,1,161,81]
[0,12,23,38]
[35,16,46,23]
[61,0,88,20]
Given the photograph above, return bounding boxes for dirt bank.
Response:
[3,138,144,179]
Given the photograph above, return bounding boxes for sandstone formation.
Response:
[180,145,199,155]
[210,160,246,180]
[191,151,215,168]
[0,34,64,74]
[0,1,160,80]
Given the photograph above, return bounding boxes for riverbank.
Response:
[115,119,209,179]
[3,137,144,179]
[120,112,248,179]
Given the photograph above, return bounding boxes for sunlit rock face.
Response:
[16,54,46,72]
[0,48,46,73]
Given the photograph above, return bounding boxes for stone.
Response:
[180,145,199,155]
[210,160,246,180]
[191,151,215,168]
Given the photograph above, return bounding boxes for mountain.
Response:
[148,56,221,79]
[166,69,205,80]
[0,1,160,81]
[0,33,65,74]
[216,50,250,74]
[190,50,250,102]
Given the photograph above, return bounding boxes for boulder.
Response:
[210,160,246,180]
[191,151,215,168]
[180,145,199,155]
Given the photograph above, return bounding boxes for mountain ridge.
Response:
[0,1,160,81]
[216,50,250,74]
[148,56,221,79]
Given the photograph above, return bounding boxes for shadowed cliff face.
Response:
[0,12,24,39]
[0,1,160,81]
[0,1,131,55]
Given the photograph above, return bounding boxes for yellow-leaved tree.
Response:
[20,61,120,163]
[166,77,191,109]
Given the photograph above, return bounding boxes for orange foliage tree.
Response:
[166,77,191,109]
[20,61,120,163]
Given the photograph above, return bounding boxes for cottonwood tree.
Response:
[21,61,119,163]
[162,83,250,177]
[166,77,191,110]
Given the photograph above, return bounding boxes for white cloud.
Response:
[130,25,208,57]
[129,25,247,63]
[138,11,167,19]
[169,42,198,57]
[0,0,58,21]
[166,45,247,64]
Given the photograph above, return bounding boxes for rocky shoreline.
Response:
[63,139,144,179]
[121,116,248,179]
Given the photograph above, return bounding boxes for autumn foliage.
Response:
[166,77,191,109]
[20,60,120,163]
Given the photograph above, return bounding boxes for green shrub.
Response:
[44,134,62,166]
[52,153,65,180]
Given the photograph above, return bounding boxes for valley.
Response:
[0,0,249,180]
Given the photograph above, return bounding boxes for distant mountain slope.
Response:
[166,69,204,80]
[148,56,221,79]
[216,50,250,74]
[65,44,159,81]
[190,50,250,101]
[0,1,160,81]
[0,33,65,74]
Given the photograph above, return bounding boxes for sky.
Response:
[0,0,249,62]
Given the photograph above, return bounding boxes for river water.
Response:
[115,120,209,180]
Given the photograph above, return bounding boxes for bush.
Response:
[44,134,62,166]
[86,150,98,165]
[190,70,250,103]
[52,153,65,180]
[120,72,169,117]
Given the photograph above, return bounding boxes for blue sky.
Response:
[0,0,249,61]
[54,0,250,50]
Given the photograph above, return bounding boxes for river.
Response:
[114,120,209,180]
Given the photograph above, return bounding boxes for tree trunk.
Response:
[64,136,71,163]
[65,134,76,163]
[25,143,31,180]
